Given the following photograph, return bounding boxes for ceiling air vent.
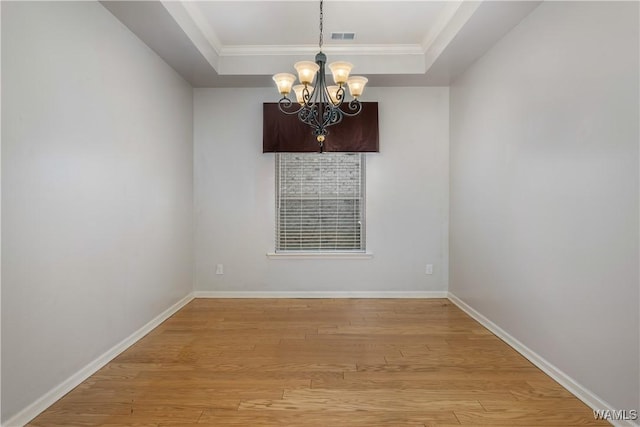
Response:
[331,32,356,41]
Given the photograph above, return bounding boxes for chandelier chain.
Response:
[319,0,323,50]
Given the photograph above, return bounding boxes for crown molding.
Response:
[219,44,425,57]
[216,52,425,75]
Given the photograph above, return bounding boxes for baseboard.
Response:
[193,291,449,298]
[3,293,195,427]
[447,292,639,427]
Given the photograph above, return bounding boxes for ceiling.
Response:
[101,1,541,88]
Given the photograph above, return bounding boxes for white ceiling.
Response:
[102,1,541,87]
[195,1,448,46]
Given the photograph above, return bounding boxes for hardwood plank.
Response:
[344,369,558,382]
[284,388,516,404]
[479,399,594,412]
[512,384,578,400]
[195,408,458,426]
[311,377,534,392]
[383,353,533,369]
[455,409,607,425]
[239,397,482,412]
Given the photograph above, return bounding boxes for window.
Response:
[276,153,365,252]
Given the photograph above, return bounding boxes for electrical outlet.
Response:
[215,264,224,275]
[425,264,433,275]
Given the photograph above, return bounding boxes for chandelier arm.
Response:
[317,73,327,102]
[322,108,344,129]
[277,97,305,115]
[299,105,319,127]
[338,99,363,117]
[334,86,346,106]
[301,89,314,109]
[302,85,313,106]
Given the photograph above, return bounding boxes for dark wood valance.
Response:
[263,102,379,152]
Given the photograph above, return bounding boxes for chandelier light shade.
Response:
[347,76,368,98]
[273,73,296,96]
[328,61,353,84]
[272,0,369,151]
[294,61,320,85]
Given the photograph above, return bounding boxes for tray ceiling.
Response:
[102,1,541,87]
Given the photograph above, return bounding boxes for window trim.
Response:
[266,251,374,259]
[273,152,367,255]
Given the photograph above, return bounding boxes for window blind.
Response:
[276,153,365,252]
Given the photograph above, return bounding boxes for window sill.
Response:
[266,251,374,260]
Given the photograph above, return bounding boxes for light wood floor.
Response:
[29,298,605,426]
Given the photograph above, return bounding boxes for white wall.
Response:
[1,2,194,422]
[450,1,639,414]
[194,87,449,294]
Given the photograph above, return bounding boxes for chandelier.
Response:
[272,0,368,151]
